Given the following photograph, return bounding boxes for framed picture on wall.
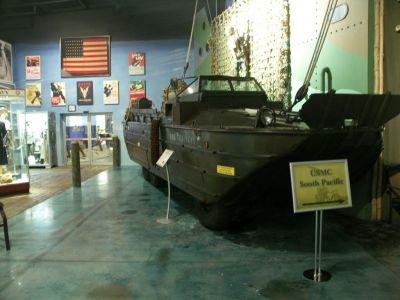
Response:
[26,83,42,107]
[50,82,66,106]
[128,52,145,75]
[77,81,93,105]
[0,40,13,85]
[103,80,119,105]
[129,79,146,101]
[60,35,110,77]
[68,105,76,112]
[25,55,41,80]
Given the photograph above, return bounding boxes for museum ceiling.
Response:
[0,0,224,40]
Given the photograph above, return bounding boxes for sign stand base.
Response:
[303,269,331,282]
[157,218,174,225]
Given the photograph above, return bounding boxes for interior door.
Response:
[90,114,113,165]
[64,113,113,166]
[64,114,90,165]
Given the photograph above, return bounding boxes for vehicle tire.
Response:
[142,167,150,181]
[150,172,165,187]
[196,201,234,230]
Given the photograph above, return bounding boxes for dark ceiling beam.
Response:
[114,0,126,11]
[0,17,34,32]
[40,7,85,14]
[76,0,87,9]
[0,0,75,9]
[0,6,38,17]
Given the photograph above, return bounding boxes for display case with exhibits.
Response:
[0,89,29,194]
[26,111,57,168]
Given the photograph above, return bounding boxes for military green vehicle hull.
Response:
[123,76,400,229]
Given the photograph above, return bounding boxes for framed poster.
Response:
[26,83,42,107]
[129,80,146,100]
[128,52,145,75]
[0,40,13,85]
[77,81,93,105]
[60,36,110,77]
[50,82,66,106]
[103,80,119,105]
[25,55,41,80]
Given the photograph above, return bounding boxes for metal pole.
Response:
[112,135,121,168]
[314,210,319,281]
[157,163,174,225]
[318,210,324,282]
[304,210,331,282]
[165,164,171,220]
[71,142,81,187]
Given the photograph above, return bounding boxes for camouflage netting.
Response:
[209,0,291,107]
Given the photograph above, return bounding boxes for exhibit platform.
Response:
[0,165,399,299]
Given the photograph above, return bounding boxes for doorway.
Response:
[62,113,113,165]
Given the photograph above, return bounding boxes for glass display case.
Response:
[0,89,29,194]
[26,111,57,168]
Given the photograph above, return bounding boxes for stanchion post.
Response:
[291,159,352,283]
[113,135,121,168]
[71,142,81,187]
[314,210,319,281]
[318,210,324,281]
[165,164,171,220]
[156,149,175,225]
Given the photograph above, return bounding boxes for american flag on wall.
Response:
[61,36,110,77]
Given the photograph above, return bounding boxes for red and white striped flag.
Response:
[61,36,110,77]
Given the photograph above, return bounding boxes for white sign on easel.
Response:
[156,149,174,168]
[290,159,351,282]
[156,149,174,225]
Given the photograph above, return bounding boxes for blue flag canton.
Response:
[64,39,84,58]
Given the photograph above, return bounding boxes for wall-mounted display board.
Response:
[0,40,13,86]
[50,82,66,106]
[26,83,42,107]
[60,36,111,77]
[129,80,146,102]
[103,80,119,105]
[25,55,41,80]
[128,52,145,75]
[77,81,93,105]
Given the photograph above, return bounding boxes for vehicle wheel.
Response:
[196,201,234,230]
[150,172,165,187]
[142,167,150,181]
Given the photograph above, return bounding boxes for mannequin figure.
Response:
[0,108,10,181]
[0,120,8,168]
[26,121,35,157]
[0,107,10,131]
[40,129,49,164]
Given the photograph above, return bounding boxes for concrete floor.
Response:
[0,165,110,218]
[0,165,399,299]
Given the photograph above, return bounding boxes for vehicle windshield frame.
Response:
[199,77,263,93]
[177,76,265,97]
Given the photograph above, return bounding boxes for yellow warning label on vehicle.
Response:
[217,165,235,176]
